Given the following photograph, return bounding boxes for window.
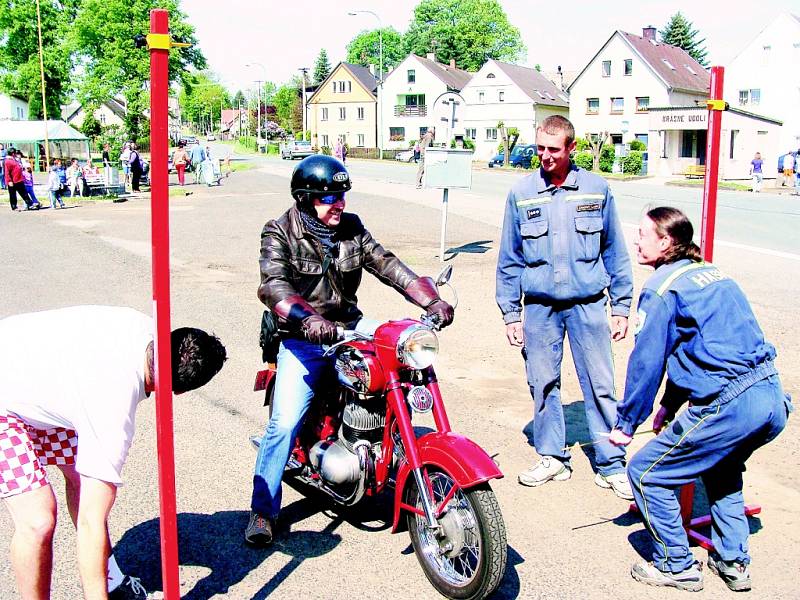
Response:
[662,59,675,70]
[465,128,476,140]
[757,130,768,135]
[321,107,328,121]
[635,133,648,146]
[610,97,624,113]
[321,134,329,147]
[99,113,107,124]
[498,91,505,102]
[339,107,346,120]
[729,130,739,159]
[681,130,696,158]
[419,127,428,139]
[407,69,415,83]
[684,64,697,76]
[485,128,498,141]
[636,97,649,112]
[357,107,365,120]
[389,127,405,141]
[602,60,611,77]
[486,73,495,79]
[586,98,599,114]
[750,89,761,106]
[738,90,749,106]
[478,91,485,103]
[624,59,633,76]
[357,134,365,147]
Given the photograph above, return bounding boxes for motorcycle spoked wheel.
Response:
[406,469,507,600]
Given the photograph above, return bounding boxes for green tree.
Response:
[0,0,79,118]
[313,49,331,84]
[273,84,299,133]
[70,0,206,141]
[179,73,229,132]
[80,107,103,142]
[659,12,708,67]
[346,27,406,75]
[232,90,246,109]
[403,0,524,71]
[262,81,277,106]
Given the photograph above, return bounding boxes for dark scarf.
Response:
[299,208,338,254]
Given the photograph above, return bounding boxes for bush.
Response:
[529,155,540,169]
[623,150,643,174]
[237,136,258,151]
[575,137,590,152]
[573,151,593,171]
[320,145,332,156]
[629,139,647,152]
[266,143,280,155]
[450,137,476,150]
[599,145,615,173]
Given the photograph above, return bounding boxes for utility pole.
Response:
[299,67,309,138]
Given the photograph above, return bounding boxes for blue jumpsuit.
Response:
[496,164,633,475]
[617,259,792,573]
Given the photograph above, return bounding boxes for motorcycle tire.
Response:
[406,469,507,600]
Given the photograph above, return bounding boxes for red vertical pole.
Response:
[149,9,180,600]
[700,66,725,262]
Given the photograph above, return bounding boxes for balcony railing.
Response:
[394,105,427,117]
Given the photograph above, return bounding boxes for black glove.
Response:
[301,315,339,345]
[426,300,454,328]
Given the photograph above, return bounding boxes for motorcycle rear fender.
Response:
[391,432,503,533]
[253,367,277,406]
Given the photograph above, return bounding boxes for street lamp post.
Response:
[348,10,383,159]
[298,67,309,139]
[246,62,267,147]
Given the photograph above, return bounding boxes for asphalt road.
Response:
[1,162,798,599]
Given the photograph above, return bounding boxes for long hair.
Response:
[646,206,703,266]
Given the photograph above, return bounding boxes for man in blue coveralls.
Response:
[496,115,634,499]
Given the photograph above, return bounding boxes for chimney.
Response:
[642,26,656,40]
[368,64,375,75]
[426,52,436,62]
[449,59,456,68]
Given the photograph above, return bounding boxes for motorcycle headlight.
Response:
[397,325,439,369]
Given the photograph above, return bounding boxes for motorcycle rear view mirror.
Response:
[436,265,453,287]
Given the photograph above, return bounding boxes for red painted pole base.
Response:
[628,484,763,553]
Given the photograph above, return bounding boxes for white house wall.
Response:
[380,55,450,149]
[0,94,29,120]
[570,34,683,144]
[724,13,800,153]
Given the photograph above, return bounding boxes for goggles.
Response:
[316,193,346,205]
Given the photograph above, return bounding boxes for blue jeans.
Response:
[250,319,379,518]
[628,368,791,573]
[522,295,626,475]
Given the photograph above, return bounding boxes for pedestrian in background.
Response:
[782,151,795,187]
[5,148,35,211]
[66,158,83,198]
[47,162,65,209]
[749,151,763,193]
[22,164,42,209]
[102,143,112,185]
[610,206,792,593]
[334,138,344,162]
[413,140,421,163]
[128,143,143,192]
[415,127,435,188]
[190,142,206,184]
[172,141,189,186]
[0,143,6,190]
[496,115,634,499]
[119,142,131,186]
[795,149,800,196]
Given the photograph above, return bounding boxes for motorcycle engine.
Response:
[339,396,386,452]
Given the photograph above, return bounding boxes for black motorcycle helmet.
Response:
[290,154,352,203]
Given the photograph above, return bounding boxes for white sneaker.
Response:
[595,472,634,500]
[518,457,571,487]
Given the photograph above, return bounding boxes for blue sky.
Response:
[182,0,797,93]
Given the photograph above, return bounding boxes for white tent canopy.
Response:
[0,119,90,170]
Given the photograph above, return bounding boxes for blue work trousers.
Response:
[628,367,791,573]
[522,295,626,475]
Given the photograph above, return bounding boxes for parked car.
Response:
[394,149,415,162]
[180,136,199,147]
[488,144,536,169]
[280,140,314,160]
[206,133,216,141]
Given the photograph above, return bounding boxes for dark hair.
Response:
[147,328,227,393]
[537,115,575,147]
[646,206,703,266]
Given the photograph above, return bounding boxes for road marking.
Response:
[621,222,800,261]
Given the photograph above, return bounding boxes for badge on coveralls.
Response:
[526,208,541,219]
[634,309,647,335]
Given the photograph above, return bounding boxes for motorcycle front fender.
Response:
[391,431,503,533]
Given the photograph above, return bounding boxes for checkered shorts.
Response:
[0,412,78,498]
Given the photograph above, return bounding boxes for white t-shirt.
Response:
[0,306,153,486]
[784,153,795,170]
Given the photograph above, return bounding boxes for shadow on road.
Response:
[114,497,342,599]
[444,239,493,261]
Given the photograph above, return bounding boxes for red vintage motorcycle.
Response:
[253,267,507,599]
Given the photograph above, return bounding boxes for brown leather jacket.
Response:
[259,206,419,329]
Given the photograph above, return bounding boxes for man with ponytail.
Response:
[609,207,792,592]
